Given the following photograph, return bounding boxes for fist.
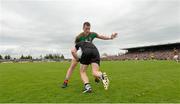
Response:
[111,33,118,39]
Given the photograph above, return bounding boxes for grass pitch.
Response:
[0,61,180,103]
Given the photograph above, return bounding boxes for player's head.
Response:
[83,22,91,35]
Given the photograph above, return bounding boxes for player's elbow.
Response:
[71,47,77,54]
[71,50,76,56]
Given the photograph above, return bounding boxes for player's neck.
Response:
[83,32,91,36]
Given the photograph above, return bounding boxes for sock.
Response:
[64,79,68,84]
[99,73,104,80]
[84,83,90,86]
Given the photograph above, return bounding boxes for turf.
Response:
[0,61,180,103]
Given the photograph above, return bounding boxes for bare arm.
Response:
[71,47,79,61]
[96,33,118,40]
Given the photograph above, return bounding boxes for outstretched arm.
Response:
[96,33,118,40]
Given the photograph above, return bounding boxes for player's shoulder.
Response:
[90,32,98,37]
[79,32,84,35]
[90,32,97,35]
[76,32,84,38]
[75,32,83,44]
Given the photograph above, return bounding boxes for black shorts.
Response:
[79,48,100,65]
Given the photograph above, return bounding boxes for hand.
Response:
[111,33,118,39]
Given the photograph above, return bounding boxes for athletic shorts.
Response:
[79,48,100,65]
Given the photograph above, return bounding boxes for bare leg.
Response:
[80,64,92,93]
[64,58,78,80]
[80,64,89,84]
[91,63,103,78]
[91,63,109,90]
[62,58,78,88]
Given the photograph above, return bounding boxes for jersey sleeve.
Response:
[75,32,84,44]
[75,36,80,44]
[75,44,79,50]
[91,32,97,38]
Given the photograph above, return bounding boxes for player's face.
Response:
[83,25,90,35]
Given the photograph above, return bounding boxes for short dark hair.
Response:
[83,22,91,28]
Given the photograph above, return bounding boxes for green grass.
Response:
[0,61,180,103]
